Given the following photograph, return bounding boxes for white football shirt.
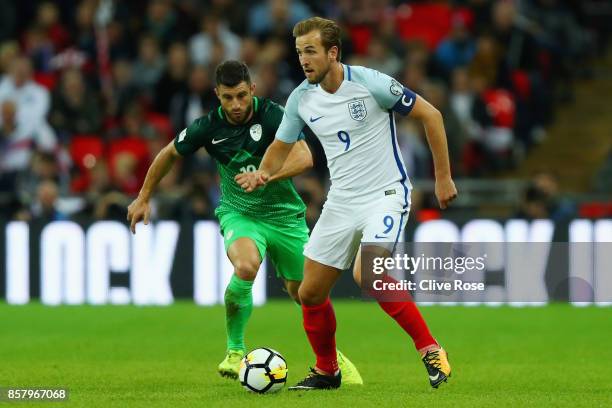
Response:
[276,64,417,208]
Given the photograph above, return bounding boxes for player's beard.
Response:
[307,63,331,84]
[227,103,253,125]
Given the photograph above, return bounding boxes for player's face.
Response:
[215,81,256,125]
[296,31,336,84]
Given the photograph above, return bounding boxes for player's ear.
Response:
[250,82,256,95]
[214,87,220,100]
[328,46,338,62]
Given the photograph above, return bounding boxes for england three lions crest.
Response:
[348,99,367,121]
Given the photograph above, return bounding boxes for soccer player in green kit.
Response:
[127,60,362,383]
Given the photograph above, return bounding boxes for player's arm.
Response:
[409,95,457,209]
[351,66,458,209]
[127,141,180,233]
[236,90,306,192]
[235,139,295,192]
[267,140,313,182]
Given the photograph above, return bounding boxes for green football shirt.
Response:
[174,96,306,224]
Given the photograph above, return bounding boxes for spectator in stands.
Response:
[531,170,576,222]
[153,42,189,115]
[169,65,217,131]
[355,35,402,78]
[131,34,165,97]
[0,100,57,189]
[0,41,19,76]
[490,0,539,81]
[421,80,468,176]
[515,182,550,220]
[449,68,479,140]
[36,2,71,52]
[467,71,516,173]
[30,179,67,221]
[189,14,241,67]
[255,61,295,104]
[435,12,476,78]
[23,26,55,74]
[467,34,501,90]
[77,159,130,220]
[523,0,588,102]
[73,0,97,61]
[240,37,261,68]
[248,0,312,39]
[108,59,138,118]
[117,102,156,140]
[400,63,427,95]
[0,57,50,130]
[145,0,178,48]
[376,11,407,59]
[16,150,64,215]
[50,68,102,138]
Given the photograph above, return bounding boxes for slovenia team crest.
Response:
[348,99,367,121]
[249,124,262,141]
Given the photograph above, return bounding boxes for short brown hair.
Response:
[215,60,251,86]
[293,17,342,61]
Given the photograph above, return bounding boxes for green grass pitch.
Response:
[1,301,611,407]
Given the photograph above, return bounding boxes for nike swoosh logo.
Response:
[374,234,388,239]
[401,95,414,107]
[429,373,440,381]
[309,116,324,123]
[212,138,228,145]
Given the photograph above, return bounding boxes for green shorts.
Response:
[218,212,309,281]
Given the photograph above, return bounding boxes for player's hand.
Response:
[127,196,151,234]
[235,170,269,193]
[435,177,457,209]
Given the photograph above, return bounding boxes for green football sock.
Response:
[224,274,254,352]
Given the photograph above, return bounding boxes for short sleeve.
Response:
[275,88,306,144]
[262,99,285,131]
[174,117,208,156]
[350,65,417,116]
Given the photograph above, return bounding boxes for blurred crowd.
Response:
[0,0,609,225]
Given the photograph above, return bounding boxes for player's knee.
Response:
[298,285,326,306]
[233,258,260,280]
[288,286,300,304]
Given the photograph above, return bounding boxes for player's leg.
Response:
[264,217,364,385]
[263,217,341,376]
[283,279,301,304]
[217,213,267,379]
[225,237,262,352]
[289,204,362,390]
[263,216,309,304]
[279,274,363,386]
[288,257,344,390]
[357,194,451,388]
[354,245,438,352]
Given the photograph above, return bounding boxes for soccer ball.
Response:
[239,348,287,393]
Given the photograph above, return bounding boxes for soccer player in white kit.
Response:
[236,17,457,390]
